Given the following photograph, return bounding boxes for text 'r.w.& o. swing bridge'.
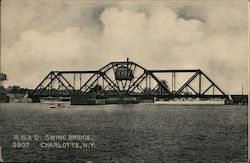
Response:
[28,59,245,105]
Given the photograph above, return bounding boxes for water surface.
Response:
[0,103,247,162]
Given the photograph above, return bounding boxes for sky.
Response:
[1,0,248,94]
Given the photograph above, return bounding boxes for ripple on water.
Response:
[0,103,247,162]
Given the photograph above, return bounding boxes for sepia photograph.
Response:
[0,0,248,162]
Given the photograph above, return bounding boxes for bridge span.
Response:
[29,59,241,105]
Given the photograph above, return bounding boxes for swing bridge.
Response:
[27,59,234,104]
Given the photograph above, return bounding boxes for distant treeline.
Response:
[0,86,32,94]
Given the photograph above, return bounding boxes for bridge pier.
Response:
[31,96,40,103]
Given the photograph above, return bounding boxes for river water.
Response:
[0,103,247,162]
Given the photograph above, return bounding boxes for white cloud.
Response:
[2,2,248,94]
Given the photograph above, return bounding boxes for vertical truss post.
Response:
[102,76,104,92]
[174,73,176,92]
[50,72,54,95]
[149,76,151,89]
[172,72,173,93]
[199,71,201,95]
[79,74,82,89]
[172,72,176,93]
[97,74,99,94]
[58,75,61,96]
[73,73,76,88]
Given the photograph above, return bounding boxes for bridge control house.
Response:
[115,66,134,81]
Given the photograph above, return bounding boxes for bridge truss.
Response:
[29,61,226,100]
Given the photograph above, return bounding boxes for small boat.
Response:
[50,104,57,108]
[50,103,64,108]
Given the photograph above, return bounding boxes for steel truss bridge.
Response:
[29,60,227,102]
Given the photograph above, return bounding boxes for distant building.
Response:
[0,73,6,81]
[0,73,9,103]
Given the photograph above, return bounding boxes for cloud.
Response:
[1,0,115,46]
[1,2,248,94]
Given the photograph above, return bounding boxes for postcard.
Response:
[0,0,248,162]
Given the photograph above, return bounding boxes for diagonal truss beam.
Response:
[175,71,199,95]
[30,61,226,99]
[200,70,226,95]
